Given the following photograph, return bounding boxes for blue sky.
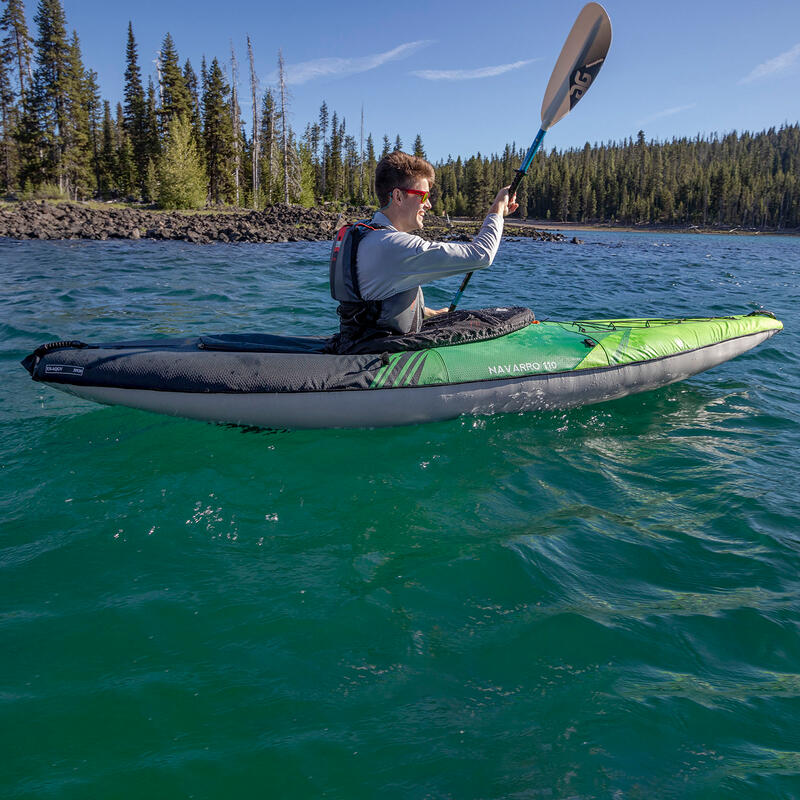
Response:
[55,0,800,161]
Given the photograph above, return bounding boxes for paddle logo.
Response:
[569,58,604,107]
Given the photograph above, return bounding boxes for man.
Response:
[328,150,518,353]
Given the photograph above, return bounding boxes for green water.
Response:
[2,232,799,798]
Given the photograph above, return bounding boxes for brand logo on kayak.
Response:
[488,361,558,375]
[44,364,84,377]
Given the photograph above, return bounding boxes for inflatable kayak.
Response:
[22,308,782,429]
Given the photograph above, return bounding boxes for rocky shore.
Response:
[0,200,569,245]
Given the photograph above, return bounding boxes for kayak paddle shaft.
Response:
[448,128,547,313]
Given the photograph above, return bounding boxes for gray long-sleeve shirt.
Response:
[356,210,505,333]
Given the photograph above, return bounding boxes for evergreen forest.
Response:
[1,0,798,228]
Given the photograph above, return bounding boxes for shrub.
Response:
[157,115,207,210]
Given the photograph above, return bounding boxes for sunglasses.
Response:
[397,188,430,204]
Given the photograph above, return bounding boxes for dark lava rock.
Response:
[418,215,567,244]
[0,201,571,246]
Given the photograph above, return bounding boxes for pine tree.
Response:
[296,138,314,207]
[365,132,376,203]
[306,121,320,197]
[465,154,488,216]
[97,99,114,196]
[318,100,328,197]
[343,132,358,201]
[29,0,70,192]
[0,40,16,190]
[144,77,159,159]
[85,67,102,194]
[1,0,33,190]
[122,22,147,196]
[157,33,190,137]
[259,87,276,205]
[202,56,233,205]
[413,133,425,159]
[183,58,201,142]
[328,110,342,200]
[1,0,33,106]
[114,101,134,196]
[61,30,92,198]
[14,81,39,189]
[157,112,206,209]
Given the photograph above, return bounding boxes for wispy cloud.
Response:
[267,41,434,85]
[411,59,537,81]
[740,42,800,84]
[639,103,696,124]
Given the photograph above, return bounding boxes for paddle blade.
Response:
[540,2,612,130]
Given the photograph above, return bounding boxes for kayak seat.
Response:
[327,306,536,354]
[197,307,535,355]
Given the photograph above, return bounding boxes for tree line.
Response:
[1,0,798,228]
[453,127,799,229]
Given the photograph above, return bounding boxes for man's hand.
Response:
[423,306,449,319]
[489,186,519,217]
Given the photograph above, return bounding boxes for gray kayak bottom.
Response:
[47,330,776,429]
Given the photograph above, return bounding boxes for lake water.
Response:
[1,230,799,799]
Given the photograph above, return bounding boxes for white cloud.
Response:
[411,59,536,81]
[639,103,697,124]
[267,41,434,85]
[740,42,800,84]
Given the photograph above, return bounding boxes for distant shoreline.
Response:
[506,218,800,237]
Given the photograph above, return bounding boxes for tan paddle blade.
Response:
[540,2,612,130]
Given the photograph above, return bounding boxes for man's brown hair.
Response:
[375,151,435,207]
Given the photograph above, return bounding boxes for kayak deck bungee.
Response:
[22,310,782,429]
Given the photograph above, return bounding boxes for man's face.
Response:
[394,177,432,231]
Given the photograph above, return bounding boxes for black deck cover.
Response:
[27,341,383,393]
[24,307,533,394]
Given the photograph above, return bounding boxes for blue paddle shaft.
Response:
[448,128,547,313]
[514,128,547,188]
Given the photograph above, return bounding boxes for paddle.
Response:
[447,2,612,312]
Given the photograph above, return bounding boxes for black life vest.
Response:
[329,221,385,304]
[327,221,392,353]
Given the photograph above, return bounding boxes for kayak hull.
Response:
[43,328,777,429]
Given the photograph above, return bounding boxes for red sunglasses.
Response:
[396,187,430,204]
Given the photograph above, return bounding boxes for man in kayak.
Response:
[328,151,518,353]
